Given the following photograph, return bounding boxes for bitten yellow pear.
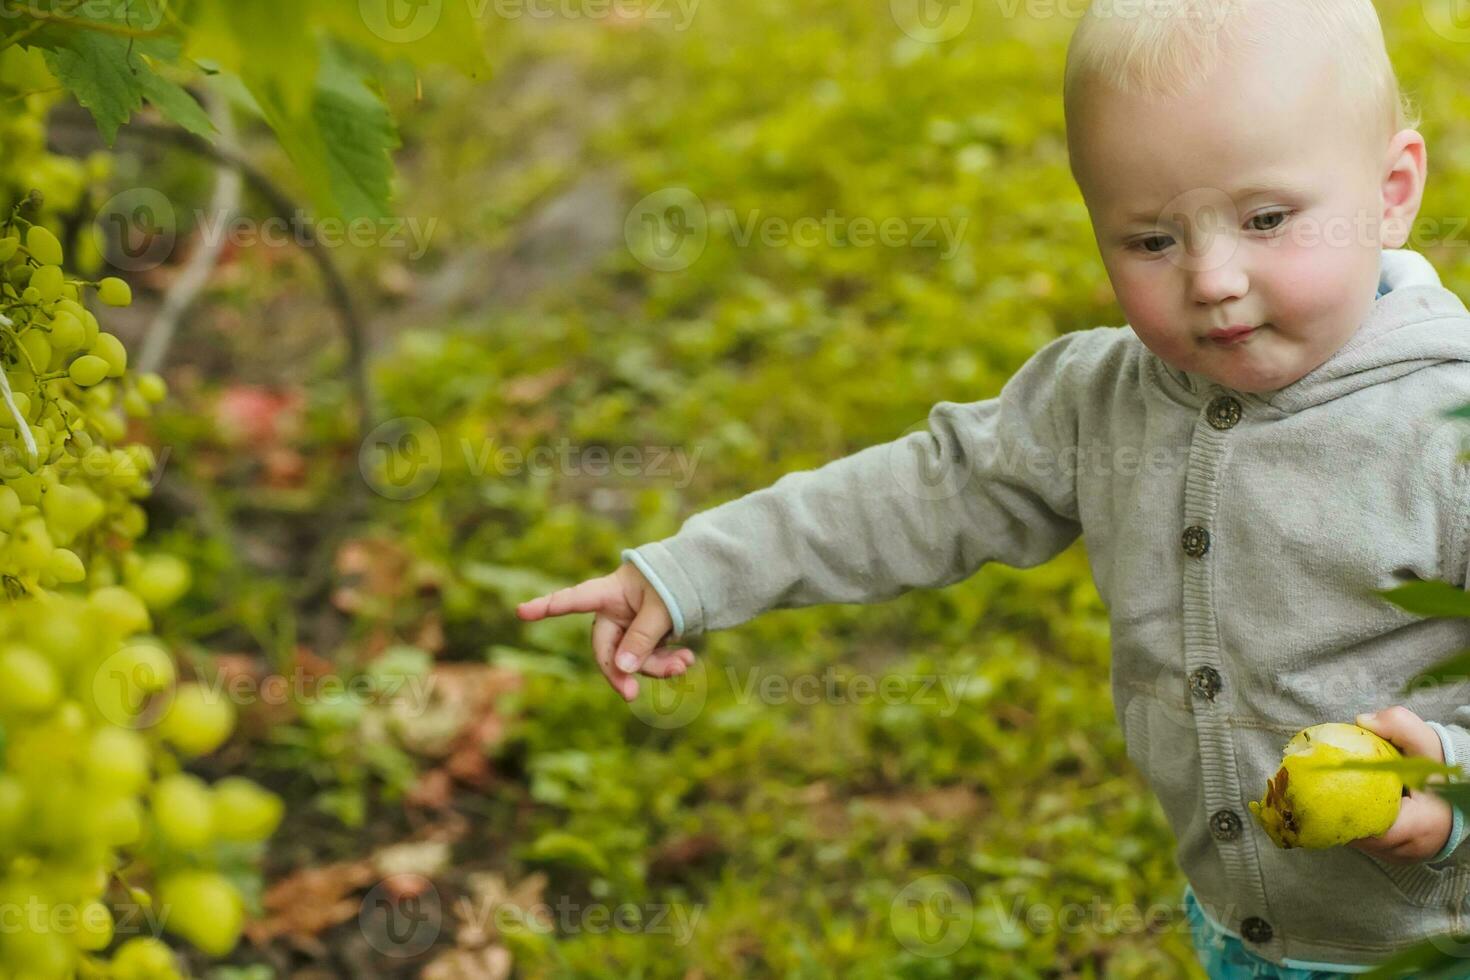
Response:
[1248,723,1405,849]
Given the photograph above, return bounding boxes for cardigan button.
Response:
[1189,666,1222,701]
[1209,808,1242,841]
[1241,916,1274,944]
[1206,396,1243,430]
[1182,525,1211,558]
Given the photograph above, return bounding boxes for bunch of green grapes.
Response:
[0,215,285,978]
[0,46,111,276]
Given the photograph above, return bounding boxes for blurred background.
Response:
[8,0,1470,976]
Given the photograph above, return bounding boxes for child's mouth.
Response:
[1208,324,1265,347]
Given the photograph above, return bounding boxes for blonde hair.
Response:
[1063,0,1419,144]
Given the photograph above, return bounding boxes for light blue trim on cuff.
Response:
[621,548,686,638]
[1426,721,1467,864]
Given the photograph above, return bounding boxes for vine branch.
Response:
[137,88,240,376]
[62,117,378,442]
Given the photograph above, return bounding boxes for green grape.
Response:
[16,331,47,371]
[22,596,95,665]
[43,547,82,583]
[0,644,58,713]
[66,354,108,388]
[157,682,236,757]
[149,772,214,850]
[83,725,150,794]
[93,792,143,846]
[73,900,113,951]
[6,518,49,572]
[157,870,243,956]
[126,553,191,610]
[96,277,131,307]
[0,237,16,262]
[91,332,127,378]
[88,585,150,635]
[1,921,73,976]
[122,388,149,418]
[48,313,83,353]
[23,226,60,266]
[136,373,167,403]
[26,265,60,303]
[210,777,284,841]
[42,483,104,541]
[109,936,181,980]
[93,409,125,443]
[87,639,174,725]
[0,393,29,430]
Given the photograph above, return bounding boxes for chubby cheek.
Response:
[1258,238,1376,342]
[1108,263,1195,363]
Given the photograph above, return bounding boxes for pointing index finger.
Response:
[517,577,612,622]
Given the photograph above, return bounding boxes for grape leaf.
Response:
[34,28,212,144]
[183,0,318,120]
[1374,580,1470,618]
[135,60,217,138]
[248,39,400,221]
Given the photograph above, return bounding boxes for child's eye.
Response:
[1132,235,1174,254]
[1248,210,1292,233]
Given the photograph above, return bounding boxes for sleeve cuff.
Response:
[621,547,689,639]
[1426,721,1469,864]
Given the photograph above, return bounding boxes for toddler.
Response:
[519,0,1470,974]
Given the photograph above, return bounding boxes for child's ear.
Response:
[1381,129,1428,249]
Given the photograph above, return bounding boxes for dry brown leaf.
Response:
[852,784,985,830]
[406,767,455,810]
[650,832,724,875]
[452,871,551,946]
[245,860,377,944]
[373,840,451,881]
[502,367,574,405]
[420,945,513,980]
[333,537,413,613]
[390,664,519,761]
[414,612,446,655]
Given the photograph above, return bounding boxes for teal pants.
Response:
[1184,886,1356,980]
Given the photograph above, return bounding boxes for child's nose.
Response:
[1183,238,1249,306]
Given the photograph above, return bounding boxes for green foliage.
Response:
[68,0,1470,976]
[10,0,488,220]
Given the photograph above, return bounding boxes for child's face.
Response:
[1068,38,1424,395]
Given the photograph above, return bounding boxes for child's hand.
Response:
[1345,706,1454,865]
[516,563,696,702]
